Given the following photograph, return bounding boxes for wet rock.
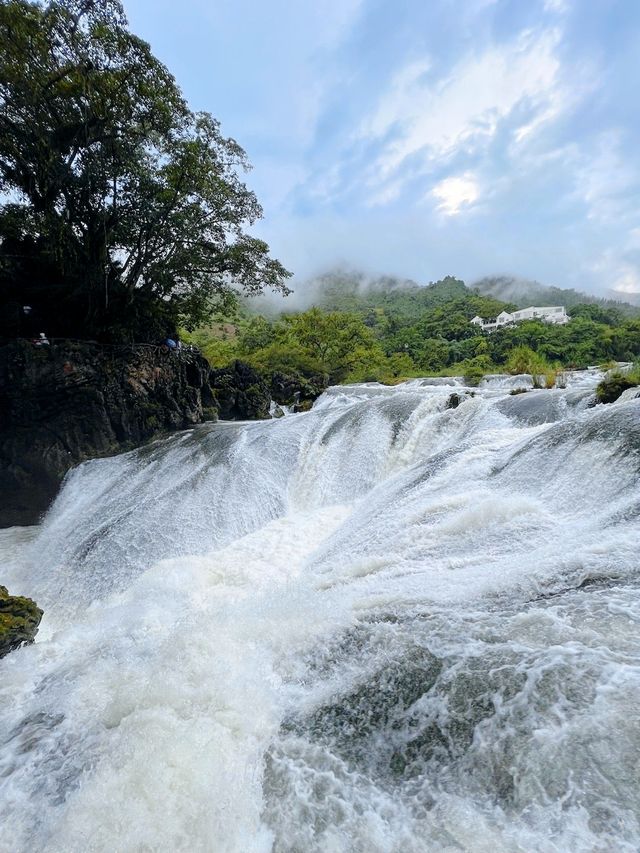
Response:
[446,393,461,409]
[270,371,328,408]
[209,360,272,420]
[617,386,640,403]
[0,340,215,526]
[0,585,43,658]
[596,374,639,404]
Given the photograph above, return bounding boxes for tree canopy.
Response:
[183,272,640,386]
[0,0,290,341]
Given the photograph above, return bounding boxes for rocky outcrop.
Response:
[0,585,43,658]
[596,374,639,404]
[0,345,325,526]
[446,393,462,409]
[0,340,216,526]
[270,371,328,411]
[209,360,272,420]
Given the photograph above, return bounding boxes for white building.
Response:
[470,306,569,332]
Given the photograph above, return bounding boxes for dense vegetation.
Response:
[0,0,289,342]
[183,273,640,387]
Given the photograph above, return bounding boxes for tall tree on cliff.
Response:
[0,0,290,340]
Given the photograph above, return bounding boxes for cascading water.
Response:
[1,372,639,852]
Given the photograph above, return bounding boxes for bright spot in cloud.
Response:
[362,28,563,184]
[432,174,479,216]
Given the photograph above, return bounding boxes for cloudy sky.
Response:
[125,0,640,297]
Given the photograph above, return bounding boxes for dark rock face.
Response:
[0,585,43,658]
[446,391,475,410]
[0,340,215,527]
[446,393,461,409]
[270,371,328,409]
[209,360,272,420]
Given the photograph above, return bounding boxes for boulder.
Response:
[596,374,639,404]
[0,585,43,658]
[209,360,272,420]
[270,371,328,408]
[446,393,461,409]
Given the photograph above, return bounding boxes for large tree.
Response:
[0,0,290,340]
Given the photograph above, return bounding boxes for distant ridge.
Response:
[472,275,640,316]
[606,289,640,307]
[248,267,640,318]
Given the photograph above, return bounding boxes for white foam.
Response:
[1,383,638,852]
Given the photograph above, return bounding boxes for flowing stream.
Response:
[1,373,639,852]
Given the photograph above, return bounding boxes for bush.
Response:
[596,363,640,403]
[461,355,492,386]
[505,346,556,388]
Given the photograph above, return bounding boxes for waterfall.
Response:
[1,373,639,852]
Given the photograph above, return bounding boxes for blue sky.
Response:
[124,0,640,297]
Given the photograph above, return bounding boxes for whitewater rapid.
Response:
[1,372,639,852]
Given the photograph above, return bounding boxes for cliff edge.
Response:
[0,340,216,527]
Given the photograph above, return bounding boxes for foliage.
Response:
[461,355,492,386]
[281,308,383,381]
[596,363,640,403]
[185,273,640,389]
[474,275,640,319]
[0,0,289,341]
[181,329,238,368]
[505,346,557,387]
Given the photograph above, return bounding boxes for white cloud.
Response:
[576,131,640,225]
[360,27,567,193]
[588,249,640,295]
[432,174,480,216]
[613,264,640,294]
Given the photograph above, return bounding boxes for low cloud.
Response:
[359,26,565,201]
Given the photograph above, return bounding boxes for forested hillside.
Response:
[184,271,640,386]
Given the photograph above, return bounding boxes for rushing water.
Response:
[1,373,639,853]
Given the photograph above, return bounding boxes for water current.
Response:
[1,372,639,852]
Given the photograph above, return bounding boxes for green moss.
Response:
[596,366,640,404]
[0,585,43,658]
[201,406,218,422]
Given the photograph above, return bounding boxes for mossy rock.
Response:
[0,586,43,658]
[201,406,218,422]
[596,374,638,404]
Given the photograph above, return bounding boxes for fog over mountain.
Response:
[472,275,640,315]
[250,268,640,317]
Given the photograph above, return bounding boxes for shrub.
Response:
[461,355,492,386]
